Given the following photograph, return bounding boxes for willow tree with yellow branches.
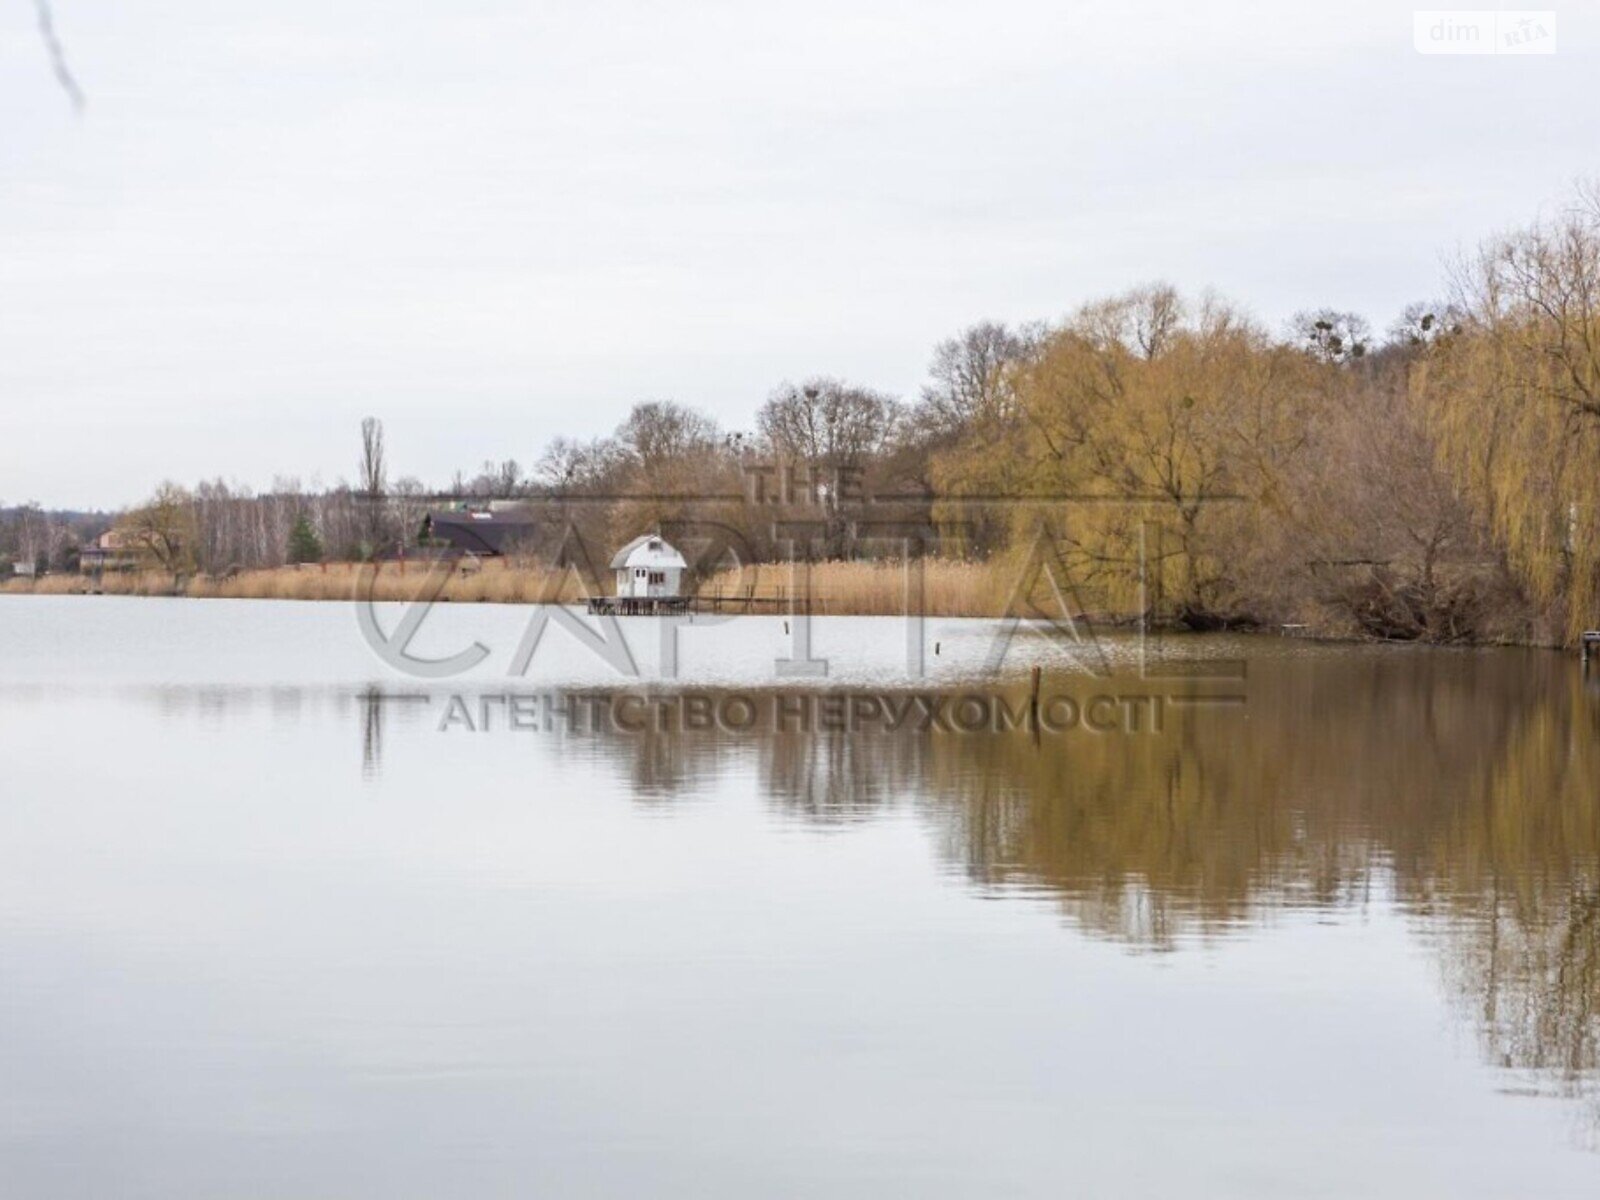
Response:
[1422,184,1600,644]
[932,286,1323,624]
[115,482,198,584]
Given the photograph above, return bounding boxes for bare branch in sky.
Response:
[34,0,85,113]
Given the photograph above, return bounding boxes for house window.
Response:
[648,571,665,586]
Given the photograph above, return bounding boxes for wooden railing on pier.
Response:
[587,590,816,616]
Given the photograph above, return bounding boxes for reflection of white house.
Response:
[611,534,686,599]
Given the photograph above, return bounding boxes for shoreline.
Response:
[0,563,1573,651]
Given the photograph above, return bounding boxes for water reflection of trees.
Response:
[568,647,1600,1112]
[554,692,943,820]
[1413,688,1600,1107]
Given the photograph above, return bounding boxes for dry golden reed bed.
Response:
[1,559,1009,617]
[695,560,1000,616]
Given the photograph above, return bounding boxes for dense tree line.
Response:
[72,184,1600,644]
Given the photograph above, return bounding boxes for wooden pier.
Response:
[586,593,815,617]
[586,596,692,616]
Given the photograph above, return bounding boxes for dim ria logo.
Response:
[1413,10,1555,54]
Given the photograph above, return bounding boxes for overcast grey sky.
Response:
[1,1,1596,509]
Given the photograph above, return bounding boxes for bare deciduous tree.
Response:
[358,416,387,552]
[117,482,198,582]
[616,401,720,471]
[918,321,1043,440]
[757,378,902,501]
[1291,309,1372,364]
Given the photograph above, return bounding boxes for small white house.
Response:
[611,534,687,599]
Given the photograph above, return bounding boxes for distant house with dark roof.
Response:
[421,507,539,557]
[79,529,136,574]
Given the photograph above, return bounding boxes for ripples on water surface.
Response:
[2,597,1600,1197]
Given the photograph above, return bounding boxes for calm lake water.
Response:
[3,596,1600,1197]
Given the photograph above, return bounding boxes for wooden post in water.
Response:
[1584,631,1600,670]
[1029,666,1042,733]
